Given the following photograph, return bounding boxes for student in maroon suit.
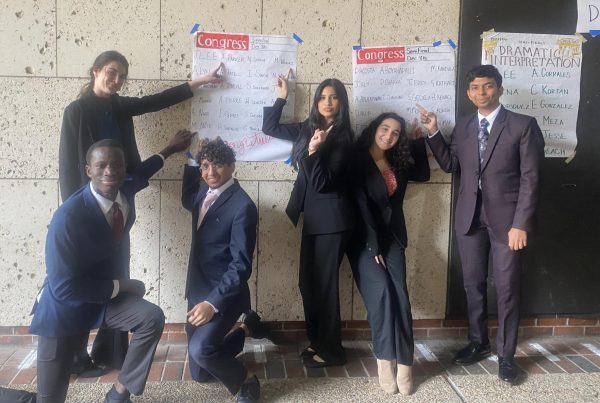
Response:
[420,64,544,384]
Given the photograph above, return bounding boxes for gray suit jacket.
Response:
[426,106,545,243]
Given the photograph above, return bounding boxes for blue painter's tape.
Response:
[284,155,292,165]
[190,23,200,34]
[292,33,303,44]
[447,38,457,49]
[352,44,362,50]
[432,40,442,47]
[591,30,600,37]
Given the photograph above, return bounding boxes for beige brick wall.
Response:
[0,0,458,325]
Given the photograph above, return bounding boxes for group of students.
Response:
[0,49,544,403]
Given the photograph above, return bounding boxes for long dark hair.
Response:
[356,112,413,170]
[78,50,129,98]
[290,78,353,168]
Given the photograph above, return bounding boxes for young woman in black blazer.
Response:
[59,50,222,201]
[350,112,429,395]
[58,50,221,376]
[262,76,355,367]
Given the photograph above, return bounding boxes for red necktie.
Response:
[112,202,124,240]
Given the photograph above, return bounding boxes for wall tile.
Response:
[0,1,56,76]
[361,0,460,46]
[130,181,161,305]
[0,77,82,179]
[238,181,259,309]
[256,181,303,320]
[161,0,262,80]
[159,180,191,322]
[56,0,161,79]
[0,180,57,325]
[405,183,451,319]
[263,0,362,84]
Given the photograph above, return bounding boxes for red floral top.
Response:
[382,168,397,196]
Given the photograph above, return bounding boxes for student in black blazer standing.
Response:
[350,113,429,395]
[58,50,222,376]
[262,75,355,367]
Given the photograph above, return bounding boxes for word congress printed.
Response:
[192,31,298,161]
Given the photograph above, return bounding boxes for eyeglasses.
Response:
[104,67,127,83]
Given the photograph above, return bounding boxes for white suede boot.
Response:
[396,364,413,395]
[377,359,398,394]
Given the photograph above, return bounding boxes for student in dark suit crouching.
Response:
[182,138,261,403]
[29,130,194,402]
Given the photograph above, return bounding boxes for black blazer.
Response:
[352,138,430,256]
[262,98,355,235]
[59,83,193,201]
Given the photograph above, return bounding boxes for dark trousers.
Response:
[36,294,165,403]
[0,387,36,403]
[351,239,414,365]
[88,328,128,369]
[299,231,350,362]
[456,196,522,358]
[186,303,247,396]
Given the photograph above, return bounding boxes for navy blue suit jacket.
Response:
[181,166,257,313]
[29,155,165,337]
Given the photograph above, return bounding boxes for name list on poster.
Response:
[352,45,456,135]
[482,32,582,158]
[192,32,298,161]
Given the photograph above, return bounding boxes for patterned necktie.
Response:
[198,191,218,228]
[112,202,124,240]
[478,118,490,165]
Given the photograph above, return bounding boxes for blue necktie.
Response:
[478,118,490,166]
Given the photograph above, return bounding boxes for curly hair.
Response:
[197,137,236,165]
[355,112,413,171]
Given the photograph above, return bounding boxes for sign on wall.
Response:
[482,32,583,158]
[352,44,456,137]
[191,32,298,161]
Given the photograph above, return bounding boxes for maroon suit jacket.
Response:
[426,106,545,243]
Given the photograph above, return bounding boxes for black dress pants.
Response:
[352,239,414,365]
[456,194,522,358]
[299,231,350,363]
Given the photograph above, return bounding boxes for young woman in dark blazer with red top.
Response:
[349,112,429,395]
[58,50,222,376]
[262,75,355,367]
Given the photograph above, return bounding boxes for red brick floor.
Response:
[2,337,600,386]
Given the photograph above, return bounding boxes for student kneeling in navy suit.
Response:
[29,130,194,403]
[182,138,261,403]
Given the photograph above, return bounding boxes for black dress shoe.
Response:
[300,346,317,359]
[71,355,110,378]
[498,356,518,384]
[236,374,260,403]
[302,354,347,368]
[242,310,272,340]
[104,385,132,403]
[452,341,491,365]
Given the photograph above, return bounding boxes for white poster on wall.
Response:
[191,31,298,161]
[577,0,600,32]
[482,32,583,158]
[352,44,456,138]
